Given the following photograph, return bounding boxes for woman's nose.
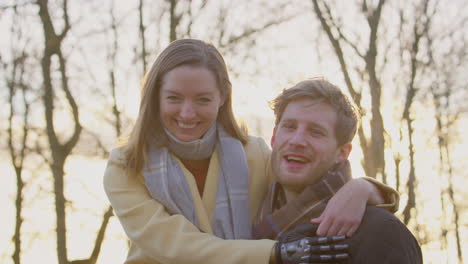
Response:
[179,102,196,119]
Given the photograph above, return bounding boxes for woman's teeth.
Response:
[178,122,197,129]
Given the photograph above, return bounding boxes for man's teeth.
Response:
[286,156,308,163]
[178,122,196,129]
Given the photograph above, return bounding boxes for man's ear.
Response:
[270,126,277,147]
[336,143,352,163]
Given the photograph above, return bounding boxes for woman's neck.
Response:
[180,158,210,196]
[164,124,216,160]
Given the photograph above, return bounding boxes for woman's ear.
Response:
[221,93,227,107]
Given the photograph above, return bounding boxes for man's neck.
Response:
[283,188,301,203]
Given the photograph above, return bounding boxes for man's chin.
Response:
[277,181,306,196]
[278,173,309,187]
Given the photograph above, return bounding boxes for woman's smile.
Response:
[177,121,198,129]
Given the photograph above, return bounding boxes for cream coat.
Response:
[104,136,277,264]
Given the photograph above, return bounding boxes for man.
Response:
[253,78,423,263]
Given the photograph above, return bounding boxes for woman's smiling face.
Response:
[159,65,223,142]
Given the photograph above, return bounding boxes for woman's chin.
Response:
[174,132,202,142]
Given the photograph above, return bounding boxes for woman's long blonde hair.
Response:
[122,39,248,175]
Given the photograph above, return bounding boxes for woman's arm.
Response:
[104,148,275,264]
[361,176,399,211]
[311,177,399,237]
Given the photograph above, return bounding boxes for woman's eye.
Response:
[198,97,211,103]
[167,96,178,101]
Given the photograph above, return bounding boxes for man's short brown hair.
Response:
[270,77,360,145]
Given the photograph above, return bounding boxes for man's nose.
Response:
[288,129,307,147]
[179,101,196,119]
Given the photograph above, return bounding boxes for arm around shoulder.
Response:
[359,177,400,213]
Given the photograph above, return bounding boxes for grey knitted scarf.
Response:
[144,123,252,239]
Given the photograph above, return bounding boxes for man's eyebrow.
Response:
[307,122,328,132]
[279,118,296,123]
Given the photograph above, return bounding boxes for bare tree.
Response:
[6,50,29,264]
[429,34,467,264]
[2,8,31,263]
[135,0,296,67]
[392,130,402,192]
[108,0,123,139]
[67,207,113,264]
[35,0,129,262]
[36,0,81,263]
[167,0,182,42]
[414,0,467,261]
[138,0,148,72]
[311,0,387,180]
[431,78,465,264]
[397,0,434,225]
[69,2,128,261]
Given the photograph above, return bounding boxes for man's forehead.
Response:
[297,98,324,107]
[279,98,337,127]
[283,98,333,115]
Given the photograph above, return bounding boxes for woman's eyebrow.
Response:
[195,92,214,96]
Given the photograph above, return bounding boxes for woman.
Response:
[103,39,397,264]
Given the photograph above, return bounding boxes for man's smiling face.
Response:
[271,98,351,195]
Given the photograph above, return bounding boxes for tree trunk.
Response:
[168,0,178,41]
[138,0,147,72]
[399,0,432,225]
[402,117,416,225]
[6,40,30,264]
[37,0,81,263]
[444,141,463,263]
[311,0,387,179]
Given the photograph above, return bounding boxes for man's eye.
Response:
[310,129,325,136]
[167,96,179,100]
[281,123,295,129]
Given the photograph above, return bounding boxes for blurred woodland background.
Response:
[1,0,467,263]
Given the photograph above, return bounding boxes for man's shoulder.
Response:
[348,206,423,264]
[362,206,399,223]
[357,206,410,235]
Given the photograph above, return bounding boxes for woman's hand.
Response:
[311,178,383,237]
[274,223,349,264]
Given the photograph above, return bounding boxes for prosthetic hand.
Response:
[275,224,349,264]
